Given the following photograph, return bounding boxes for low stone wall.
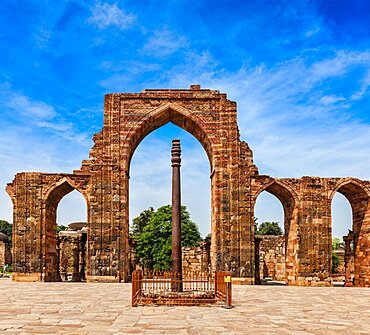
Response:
[182,241,210,273]
[0,241,12,267]
[257,235,286,281]
[128,238,212,275]
[333,249,354,283]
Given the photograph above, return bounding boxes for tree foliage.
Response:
[0,220,12,244]
[255,221,283,235]
[133,205,202,270]
[56,225,68,234]
[332,237,344,250]
[332,254,340,273]
[130,207,154,237]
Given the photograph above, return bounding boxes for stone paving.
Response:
[0,278,369,334]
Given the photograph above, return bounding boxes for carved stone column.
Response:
[56,237,62,282]
[79,234,86,281]
[254,237,262,285]
[343,232,354,287]
[72,237,81,282]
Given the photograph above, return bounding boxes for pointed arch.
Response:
[42,176,89,282]
[125,103,214,171]
[329,178,370,204]
[254,179,299,206]
[329,178,370,287]
[329,178,370,236]
[43,176,88,206]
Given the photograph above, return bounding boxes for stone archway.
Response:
[42,178,89,281]
[124,104,214,275]
[330,179,370,286]
[252,179,299,285]
[80,88,257,282]
[6,86,370,286]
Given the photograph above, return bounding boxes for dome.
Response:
[0,232,8,243]
[68,222,87,231]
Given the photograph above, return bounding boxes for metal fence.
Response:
[132,270,232,307]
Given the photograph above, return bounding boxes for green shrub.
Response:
[332,254,340,273]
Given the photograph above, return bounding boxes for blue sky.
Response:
[1,0,370,238]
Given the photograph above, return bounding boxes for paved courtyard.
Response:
[0,278,369,335]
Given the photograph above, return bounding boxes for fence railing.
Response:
[132,270,232,307]
[215,271,232,307]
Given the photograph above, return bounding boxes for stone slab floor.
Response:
[0,278,369,335]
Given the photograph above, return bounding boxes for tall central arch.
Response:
[79,88,258,282]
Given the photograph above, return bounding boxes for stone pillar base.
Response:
[294,277,332,287]
[232,277,254,285]
[12,273,42,282]
[87,275,119,283]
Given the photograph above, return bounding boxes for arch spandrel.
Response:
[252,178,299,206]
[43,176,90,207]
[329,178,370,204]
[124,103,214,171]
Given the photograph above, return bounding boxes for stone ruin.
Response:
[58,222,87,282]
[0,232,12,268]
[255,235,286,283]
[6,85,370,286]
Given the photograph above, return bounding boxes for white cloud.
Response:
[310,51,370,82]
[304,25,321,38]
[0,123,92,224]
[6,93,56,119]
[0,87,93,145]
[36,120,73,132]
[351,69,370,100]
[88,2,135,30]
[142,29,188,58]
[0,88,95,224]
[319,94,346,105]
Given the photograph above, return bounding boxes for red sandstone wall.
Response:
[6,87,370,286]
[257,235,286,282]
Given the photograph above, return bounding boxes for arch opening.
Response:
[44,180,88,282]
[331,192,352,285]
[331,180,370,286]
[128,122,211,274]
[253,181,298,285]
[254,191,285,285]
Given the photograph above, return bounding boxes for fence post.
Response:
[222,273,232,309]
[132,270,142,307]
[215,272,218,296]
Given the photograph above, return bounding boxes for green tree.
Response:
[56,225,68,234]
[332,237,344,250]
[0,220,12,244]
[332,254,340,273]
[134,205,202,270]
[130,207,154,237]
[256,221,283,235]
